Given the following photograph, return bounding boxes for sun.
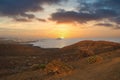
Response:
[60,36,65,39]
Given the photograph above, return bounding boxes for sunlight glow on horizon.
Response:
[0,20,120,39]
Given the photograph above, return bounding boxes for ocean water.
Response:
[31,38,120,48]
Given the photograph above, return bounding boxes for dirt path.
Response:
[63,56,120,80]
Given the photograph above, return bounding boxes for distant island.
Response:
[56,37,64,40]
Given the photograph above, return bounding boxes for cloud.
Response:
[50,9,118,23]
[14,17,46,22]
[0,0,64,21]
[114,25,120,29]
[95,23,120,29]
[111,17,120,24]
[37,18,46,22]
[50,0,120,28]
[14,18,32,22]
[95,23,114,27]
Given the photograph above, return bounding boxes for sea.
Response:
[31,38,120,48]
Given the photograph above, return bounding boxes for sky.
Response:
[0,0,120,39]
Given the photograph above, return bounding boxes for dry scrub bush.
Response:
[30,63,46,70]
[87,55,103,64]
[45,59,73,75]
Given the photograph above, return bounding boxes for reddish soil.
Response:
[0,40,120,80]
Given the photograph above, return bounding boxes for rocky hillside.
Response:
[0,40,120,80]
[58,40,120,61]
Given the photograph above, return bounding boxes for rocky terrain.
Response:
[0,40,120,80]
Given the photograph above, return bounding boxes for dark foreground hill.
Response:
[0,40,120,80]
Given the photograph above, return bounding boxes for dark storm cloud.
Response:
[0,0,64,21]
[50,0,120,28]
[50,9,118,23]
[94,0,120,10]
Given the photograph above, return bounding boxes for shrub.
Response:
[39,64,46,69]
[87,55,103,64]
[45,59,73,75]
[30,63,46,70]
